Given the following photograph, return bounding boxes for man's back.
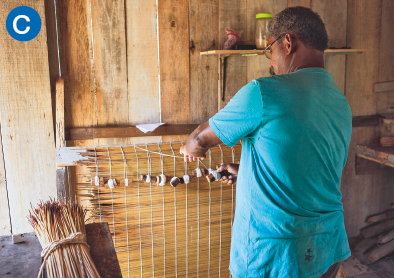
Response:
[209,68,352,277]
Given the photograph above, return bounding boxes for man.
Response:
[180,6,352,278]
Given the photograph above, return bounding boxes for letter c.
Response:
[13,15,30,35]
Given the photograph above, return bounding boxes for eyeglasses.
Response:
[262,33,286,59]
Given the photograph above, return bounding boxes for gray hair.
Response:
[268,6,328,51]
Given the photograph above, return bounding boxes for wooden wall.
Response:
[0,0,393,238]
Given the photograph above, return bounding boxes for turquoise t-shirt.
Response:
[209,68,352,278]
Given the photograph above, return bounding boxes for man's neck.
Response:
[286,47,325,74]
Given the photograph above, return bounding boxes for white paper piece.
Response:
[136,123,165,133]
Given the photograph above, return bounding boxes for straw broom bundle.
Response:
[27,199,101,278]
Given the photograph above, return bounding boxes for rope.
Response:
[158,144,166,186]
[197,159,200,277]
[218,144,223,276]
[121,147,130,277]
[94,148,102,222]
[208,149,212,277]
[170,143,178,277]
[132,146,143,277]
[38,232,89,278]
[181,142,189,278]
[107,148,116,251]
[146,145,155,277]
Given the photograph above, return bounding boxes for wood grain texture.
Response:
[86,222,123,278]
[57,0,96,148]
[189,0,219,124]
[92,0,129,146]
[312,0,347,92]
[219,0,247,109]
[287,0,311,8]
[44,0,60,135]
[377,0,394,115]
[126,0,161,144]
[346,0,381,116]
[159,0,190,143]
[0,127,11,236]
[0,0,57,233]
[246,0,287,83]
[56,78,65,148]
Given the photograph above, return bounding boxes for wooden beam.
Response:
[380,137,394,147]
[352,115,380,127]
[56,78,65,148]
[0,124,11,236]
[0,0,57,233]
[369,239,394,262]
[356,145,394,168]
[56,148,88,167]
[360,219,394,238]
[374,81,394,93]
[86,222,122,278]
[66,124,200,141]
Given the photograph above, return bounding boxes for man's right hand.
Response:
[217,164,239,185]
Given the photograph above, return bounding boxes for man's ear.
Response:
[284,33,297,55]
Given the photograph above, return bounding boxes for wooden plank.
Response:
[375,81,394,93]
[57,0,96,148]
[378,229,394,244]
[219,0,247,109]
[352,115,380,127]
[56,78,65,148]
[93,124,199,139]
[0,0,57,233]
[126,0,161,145]
[246,0,287,83]
[0,126,11,236]
[200,49,366,55]
[44,0,60,135]
[312,0,347,92]
[67,124,200,140]
[91,0,129,147]
[86,222,122,278]
[287,0,311,8]
[56,148,88,167]
[189,0,219,124]
[356,145,394,165]
[367,212,388,224]
[159,0,190,143]
[346,0,382,116]
[369,239,394,262]
[361,219,394,238]
[381,137,394,147]
[377,0,394,116]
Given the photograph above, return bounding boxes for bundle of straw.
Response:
[27,199,100,278]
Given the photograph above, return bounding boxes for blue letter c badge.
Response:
[6,6,41,42]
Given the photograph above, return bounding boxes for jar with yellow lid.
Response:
[255,13,272,49]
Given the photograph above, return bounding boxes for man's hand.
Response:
[180,145,205,162]
[218,164,239,185]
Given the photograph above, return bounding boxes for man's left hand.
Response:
[180,145,205,162]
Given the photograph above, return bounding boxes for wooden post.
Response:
[55,77,68,200]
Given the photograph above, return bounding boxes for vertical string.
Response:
[208,148,212,277]
[181,142,188,278]
[121,147,130,277]
[133,145,143,278]
[94,148,102,222]
[157,144,166,277]
[107,147,116,251]
[197,159,200,277]
[218,144,223,276]
[146,145,155,277]
[170,143,178,278]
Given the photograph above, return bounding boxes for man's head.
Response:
[267,7,328,75]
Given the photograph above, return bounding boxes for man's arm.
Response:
[180,121,222,162]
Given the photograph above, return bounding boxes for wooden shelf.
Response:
[356,145,394,169]
[200,49,366,56]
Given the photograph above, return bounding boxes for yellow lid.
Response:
[256,13,272,19]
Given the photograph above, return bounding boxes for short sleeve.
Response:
[209,80,263,147]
